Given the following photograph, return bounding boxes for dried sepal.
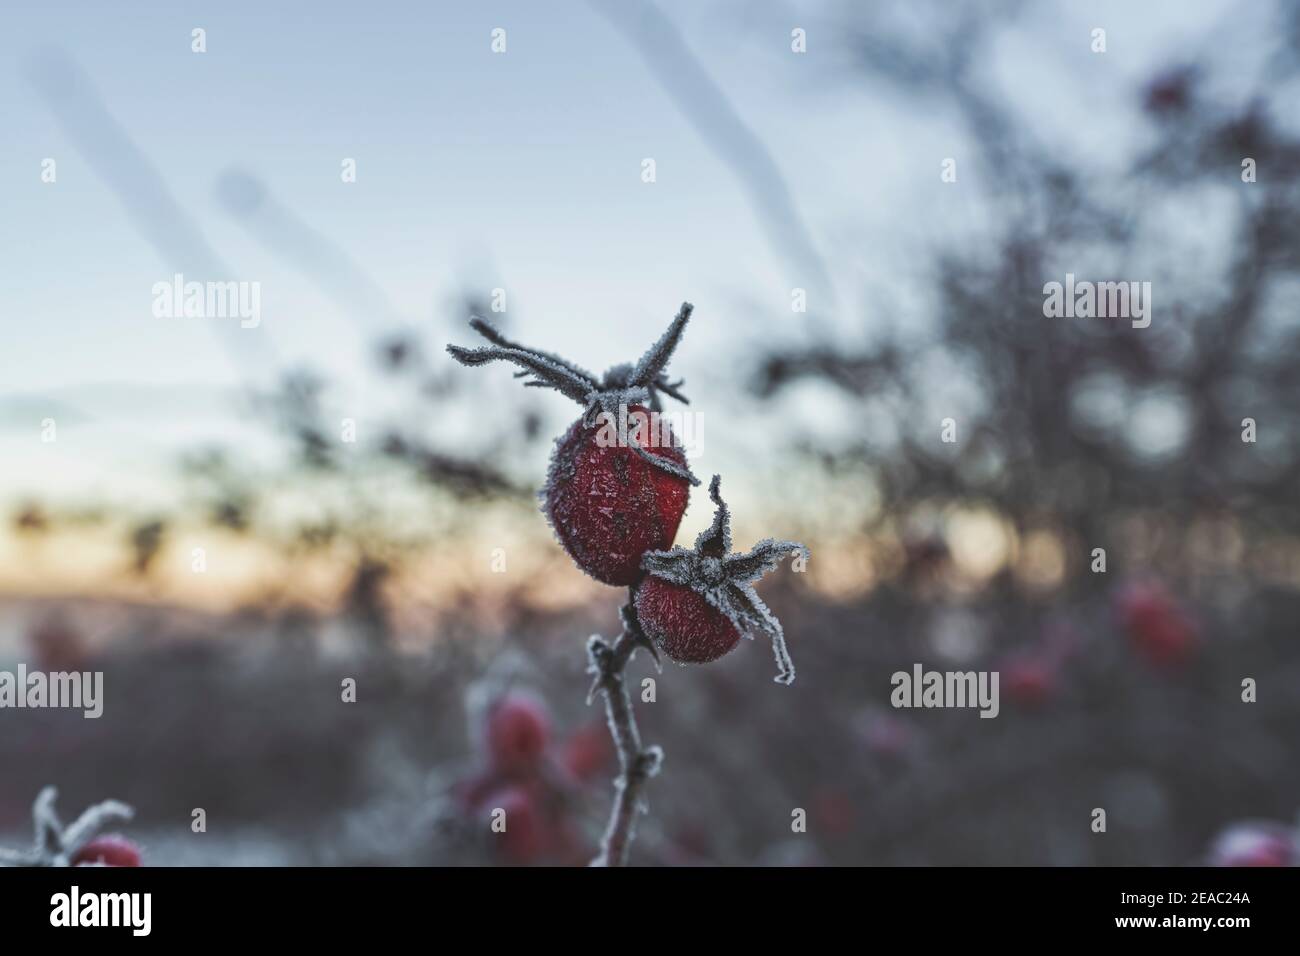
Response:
[724,581,796,684]
[446,343,593,404]
[640,547,696,585]
[60,799,136,856]
[631,444,698,485]
[724,539,809,582]
[1,787,136,867]
[446,304,697,483]
[33,786,62,855]
[695,474,732,556]
[631,302,693,389]
[467,316,601,387]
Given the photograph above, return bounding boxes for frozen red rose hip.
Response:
[485,691,551,772]
[485,785,544,865]
[546,408,690,585]
[447,304,699,586]
[635,476,808,683]
[636,576,741,664]
[71,835,142,868]
[1115,579,1197,667]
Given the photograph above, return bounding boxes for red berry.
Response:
[485,786,544,864]
[1143,66,1196,115]
[636,576,741,664]
[72,835,141,868]
[1208,822,1294,867]
[1003,655,1055,707]
[28,616,87,673]
[1116,580,1197,667]
[812,788,856,835]
[452,767,503,813]
[447,305,701,587]
[544,410,690,586]
[561,722,615,782]
[485,692,551,772]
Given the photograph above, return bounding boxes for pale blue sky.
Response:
[0,0,1266,507]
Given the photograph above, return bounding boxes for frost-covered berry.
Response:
[71,835,141,868]
[485,692,551,772]
[485,786,544,864]
[635,476,808,683]
[447,304,700,586]
[545,409,690,585]
[636,576,741,664]
[1116,580,1197,667]
[1208,822,1295,867]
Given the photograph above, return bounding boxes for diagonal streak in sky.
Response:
[590,0,833,300]
[24,48,280,383]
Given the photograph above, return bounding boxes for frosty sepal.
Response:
[0,787,135,867]
[636,475,808,684]
[446,303,699,485]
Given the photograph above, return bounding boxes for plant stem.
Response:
[587,597,662,866]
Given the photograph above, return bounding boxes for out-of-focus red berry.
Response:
[1208,822,1294,867]
[485,692,551,773]
[664,823,713,865]
[452,768,501,813]
[1116,580,1197,667]
[812,789,856,836]
[485,786,544,864]
[28,617,87,673]
[1143,67,1196,115]
[72,835,142,868]
[549,821,593,868]
[561,722,614,783]
[1003,655,1055,707]
[858,712,912,759]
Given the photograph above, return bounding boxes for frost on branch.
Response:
[640,475,809,684]
[0,787,135,867]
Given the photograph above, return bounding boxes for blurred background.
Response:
[2,0,1299,865]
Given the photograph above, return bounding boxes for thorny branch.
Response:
[586,596,663,866]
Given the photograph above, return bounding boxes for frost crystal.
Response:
[641,476,808,684]
[0,787,135,867]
